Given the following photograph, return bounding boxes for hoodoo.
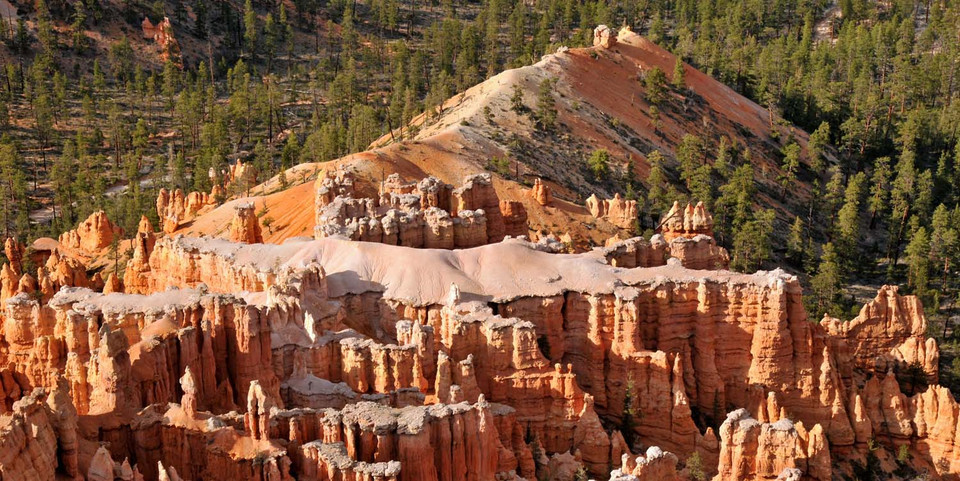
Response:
[1,201,955,479]
[0,1,957,479]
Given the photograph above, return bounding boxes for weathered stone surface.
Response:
[586,193,638,229]
[229,203,264,244]
[1,223,956,481]
[821,285,940,384]
[529,178,551,206]
[658,201,715,242]
[593,25,617,49]
[58,211,123,253]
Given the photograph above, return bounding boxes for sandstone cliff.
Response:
[1,222,957,481]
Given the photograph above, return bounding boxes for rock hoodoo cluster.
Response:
[314,170,527,248]
[57,211,123,254]
[1,191,957,481]
[156,188,217,234]
[658,201,715,242]
[586,193,639,229]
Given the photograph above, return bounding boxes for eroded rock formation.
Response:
[58,211,123,254]
[586,193,638,229]
[714,409,830,481]
[1,196,958,481]
[157,188,217,234]
[315,172,527,247]
[658,201,715,242]
[229,203,264,244]
[593,25,617,49]
[529,178,552,206]
[821,285,939,384]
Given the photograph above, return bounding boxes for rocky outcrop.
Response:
[658,202,715,242]
[713,409,830,481]
[156,188,217,234]
[228,203,264,244]
[586,193,638,229]
[4,237,25,276]
[821,285,940,384]
[593,25,617,49]
[57,211,123,253]
[315,172,527,247]
[611,446,680,481]
[529,178,551,206]
[1,227,957,481]
[124,216,158,294]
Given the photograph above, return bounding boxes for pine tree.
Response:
[194,0,208,38]
[644,67,668,104]
[904,226,931,295]
[264,13,279,69]
[730,209,775,272]
[834,172,867,267]
[867,156,891,229]
[929,205,958,289]
[645,150,671,216]
[715,164,755,243]
[534,78,556,130]
[676,134,705,190]
[810,242,843,316]
[888,150,917,264]
[587,149,610,180]
[787,216,806,267]
[244,0,258,58]
[672,56,686,89]
[510,84,525,114]
[778,142,801,200]
[807,121,830,176]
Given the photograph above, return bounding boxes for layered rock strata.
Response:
[1,221,958,480]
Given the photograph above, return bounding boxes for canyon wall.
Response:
[1,203,957,481]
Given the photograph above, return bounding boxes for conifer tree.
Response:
[672,56,686,89]
[810,242,842,316]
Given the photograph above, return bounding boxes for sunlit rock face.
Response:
[0,194,955,481]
